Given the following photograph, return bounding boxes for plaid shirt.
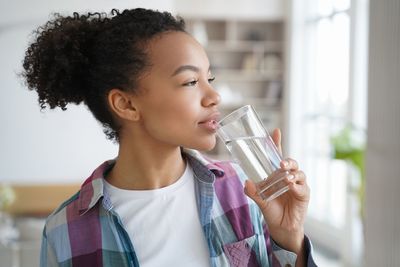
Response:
[41,149,316,267]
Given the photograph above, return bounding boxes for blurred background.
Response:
[0,0,399,266]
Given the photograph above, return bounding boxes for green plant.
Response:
[0,185,16,211]
[331,126,365,219]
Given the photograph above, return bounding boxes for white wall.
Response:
[0,0,174,184]
[365,0,400,266]
[174,0,283,20]
[0,0,283,184]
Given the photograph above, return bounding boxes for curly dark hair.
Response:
[22,8,186,141]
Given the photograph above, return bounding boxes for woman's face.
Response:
[132,31,221,151]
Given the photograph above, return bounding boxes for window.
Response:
[286,0,368,263]
[304,0,351,229]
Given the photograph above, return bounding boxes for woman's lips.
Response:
[199,112,220,131]
[199,119,218,131]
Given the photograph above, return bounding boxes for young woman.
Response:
[22,8,316,267]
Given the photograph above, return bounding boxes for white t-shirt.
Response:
[104,163,211,267]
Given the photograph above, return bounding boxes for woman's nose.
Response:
[201,83,221,107]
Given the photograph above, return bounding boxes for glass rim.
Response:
[217,105,253,127]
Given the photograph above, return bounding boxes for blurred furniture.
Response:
[0,184,80,267]
[6,184,80,216]
[185,16,286,158]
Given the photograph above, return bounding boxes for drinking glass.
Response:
[216,105,290,201]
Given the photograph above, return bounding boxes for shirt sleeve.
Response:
[270,235,318,267]
[40,226,60,267]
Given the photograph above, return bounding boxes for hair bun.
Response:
[22,12,105,110]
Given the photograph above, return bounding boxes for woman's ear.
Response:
[107,89,140,121]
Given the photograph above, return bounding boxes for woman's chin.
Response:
[189,138,217,152]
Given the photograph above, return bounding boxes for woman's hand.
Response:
[244,128,310,260]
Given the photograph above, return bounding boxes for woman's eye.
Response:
[183,79,198,86]
[182,77,215,87]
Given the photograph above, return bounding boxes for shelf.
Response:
[213,69,283,81]
[219,98,281,110]
[175,0,285,21]
[185,16,286,159]
[205,40,283,52]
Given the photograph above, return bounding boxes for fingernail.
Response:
[282,160,288,167]
[287,174,294,180]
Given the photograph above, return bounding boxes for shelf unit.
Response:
[185,18,286,158]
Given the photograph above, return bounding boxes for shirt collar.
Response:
[77,149,225,215]
[182,148,225,178]
[78,160,114,215]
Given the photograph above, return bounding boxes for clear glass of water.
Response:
[216,105,290,201]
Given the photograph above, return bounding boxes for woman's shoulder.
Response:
[44,160,114,234]
[43,191,81,234]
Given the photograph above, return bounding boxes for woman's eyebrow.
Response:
[171,65,211,77]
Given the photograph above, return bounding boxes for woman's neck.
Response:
[105,136,186,190]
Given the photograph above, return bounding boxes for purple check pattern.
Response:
[40,149,317,267]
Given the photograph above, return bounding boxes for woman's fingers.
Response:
[281,158,299,171]
[287,171,310,200]
[291,170,306,185]
[271,128,282,156]
[245,166,309,202]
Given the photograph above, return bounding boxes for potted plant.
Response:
[331,125,365,220]
[0,184,19,244]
